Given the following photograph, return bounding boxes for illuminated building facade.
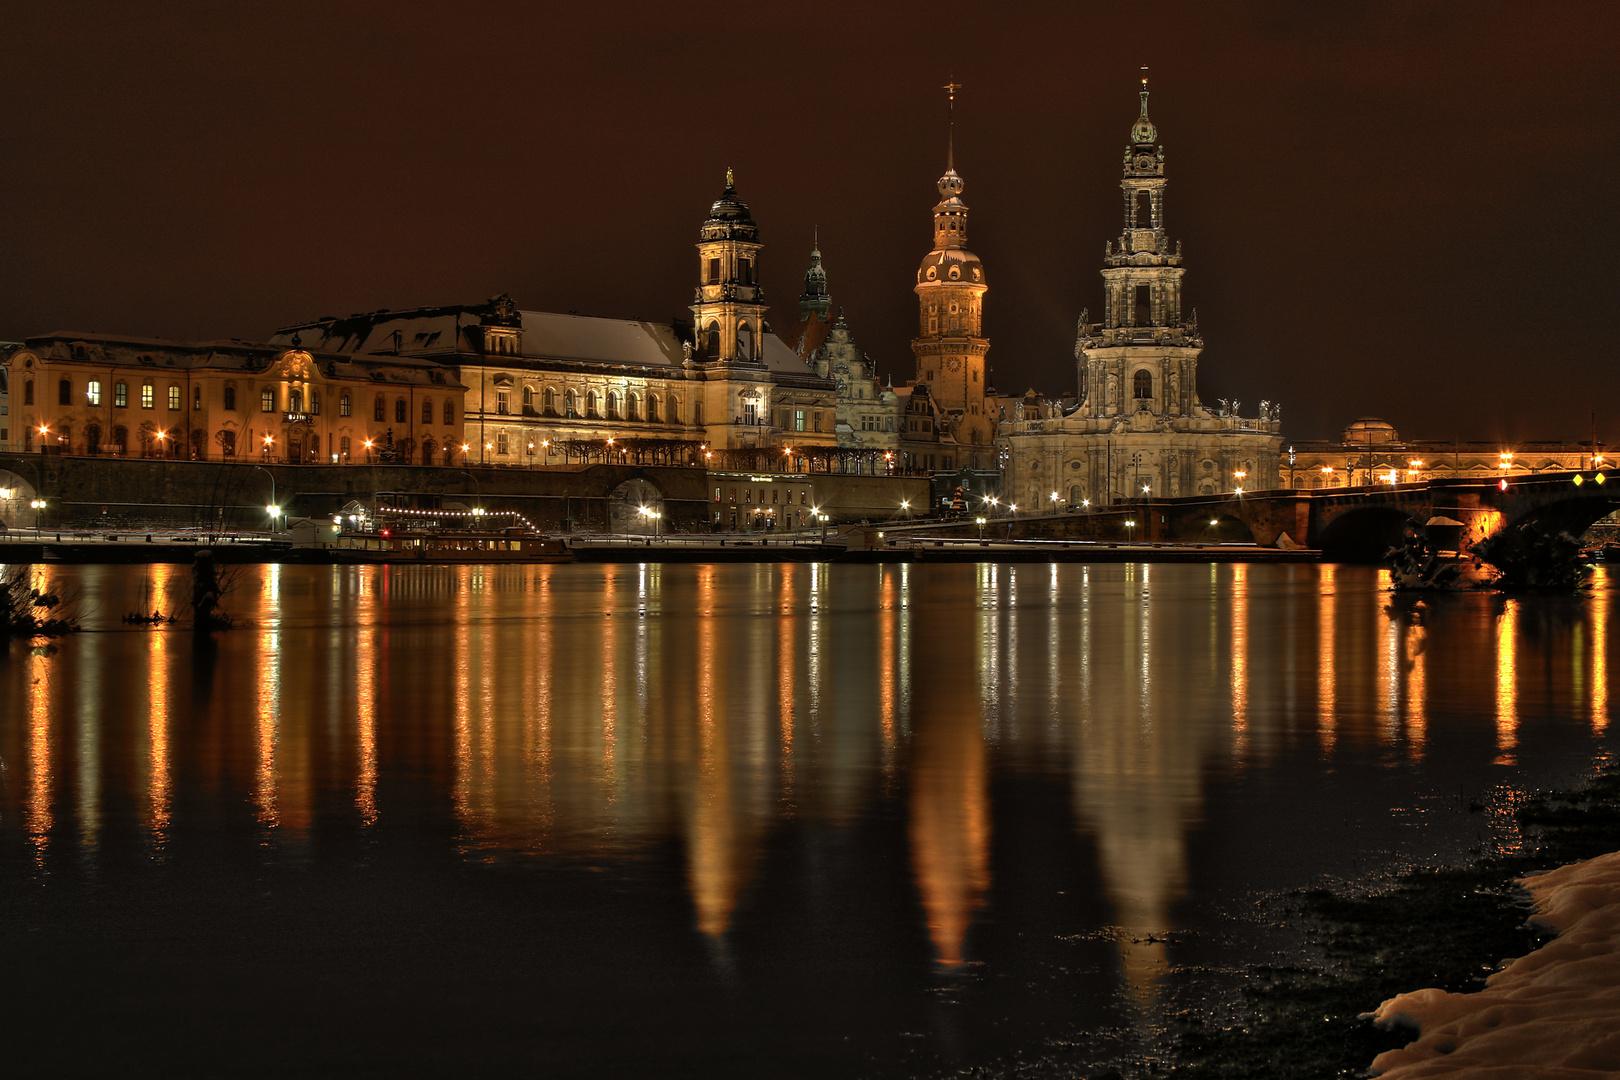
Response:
[1281,417,1608,488]
[271,176,859,470]
[778,243,900,464]
[999,79,1282,508]
[0,332,464,464]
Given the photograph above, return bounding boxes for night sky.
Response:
[3,2,1616,443]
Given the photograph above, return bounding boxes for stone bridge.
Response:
[993,473,1620,560]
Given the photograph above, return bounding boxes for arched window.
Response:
[339,393,351,416]
[220,384,232,411]
[1135,284,1152,326]
[667,396,680,424]
[443,400,453,425]
[543,387,556,415]
[736,321,753,360]
[193,386,202,410]
[59,378,71,405]
[647,395,659,422]
[422,398,434,424]
[607,391,619,420]
[395,398,407,423]
[522,386,534,409]
[705,322,720,357]
[565,389,579,419]
[289,388,303,412]
[374,394,385,421]
[587,390,599,417]
[626,393,638,421]
[1133,370,1153,399]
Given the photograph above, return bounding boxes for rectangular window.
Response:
[260,388,274,412]
[223,385,235,410]
[395,399,406,423]
[194,386,203,410]
[813,411,822,432]
[340,393,351,416]
[496,390,509,415]
[310,390,320,415]
[141,384,156,409]
[708,258,720,284]
[86,380,102,406]
[23,381,33,405]
[374,395,385,421]
[444,401,454,425]
[423,399,434,424]
[693,400,703,426]
[794,409,806,432]
[714,487,721,501]
[497,431,508,454]
[168,385,181,410]
[59,379,72,405]
[115,382,128,408]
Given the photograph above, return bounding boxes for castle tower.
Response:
[911,83,994,461]
[689,170,768,366]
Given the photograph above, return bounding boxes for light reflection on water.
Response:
[1,561,1615,1076]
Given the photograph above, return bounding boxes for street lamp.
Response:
[1050,491,1059,511]
[1232,469,1246,492]
[30,497,46,531]
[266,504,281,530]
[900,498,910,521]
[975,515,986,539]
[1125,518,1136,543]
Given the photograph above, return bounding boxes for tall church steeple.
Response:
[689,170,767,365]
[912,81,994,462]
[798,235,831,319]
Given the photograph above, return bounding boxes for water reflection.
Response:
[2,561,1616,1072]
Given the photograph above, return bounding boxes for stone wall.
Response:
[0,453,927,533]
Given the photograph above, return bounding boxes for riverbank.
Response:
[1165,763,1620,1079]
[0,530,1320,565]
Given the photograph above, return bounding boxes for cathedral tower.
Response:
[689,170,768,366]
[1074,73,1198,420]
[911,84,994,462]
[995,75,1282,511]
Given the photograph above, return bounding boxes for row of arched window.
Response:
[504,385,682,424]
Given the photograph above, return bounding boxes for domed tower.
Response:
[911,83,994,462]
[689,170,767,366]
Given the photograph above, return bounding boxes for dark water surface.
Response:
[2,562,1613,1077]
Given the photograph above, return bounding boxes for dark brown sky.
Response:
[3,1,1616,442]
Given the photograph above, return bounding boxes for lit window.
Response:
[260,388,275,412]
[794,409,806,432]
[339,393,351,416]
[142,384,156,409]
[289,388,303,412]
[86,380,102,406]
[168,385,181,410]
[497,431,509,454]
[115,382,128,408]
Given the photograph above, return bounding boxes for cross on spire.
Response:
[943,79,962,170]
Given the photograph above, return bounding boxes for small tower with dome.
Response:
[689,170,768,367]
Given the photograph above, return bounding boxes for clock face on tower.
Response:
[1133,154,1154,171]
[946,358,962,372]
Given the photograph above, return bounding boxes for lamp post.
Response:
[900,498,910,522]
[253,465,277,531]
[1232,469,1246,493]
[1125,517,1137,543]
[30,497,47,532]
[975,515,986,539]
[1050,490,1060,513]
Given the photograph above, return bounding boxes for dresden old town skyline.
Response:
[2,2,1617,444]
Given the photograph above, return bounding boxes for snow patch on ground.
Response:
[1365,849,1620,1078]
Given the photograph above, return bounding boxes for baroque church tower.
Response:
[689,170,768,366]
[996,76,1281,513]
[911,84,995,464]
[1075,74,1198,419]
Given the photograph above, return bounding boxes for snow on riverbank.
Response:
[1366,849,1620,1078]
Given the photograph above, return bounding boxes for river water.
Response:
[1,561,1613,1077]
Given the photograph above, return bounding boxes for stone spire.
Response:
[798,233,831,317]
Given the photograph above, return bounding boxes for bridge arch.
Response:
[0,469,39,530]
[1317,506,1422,562]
